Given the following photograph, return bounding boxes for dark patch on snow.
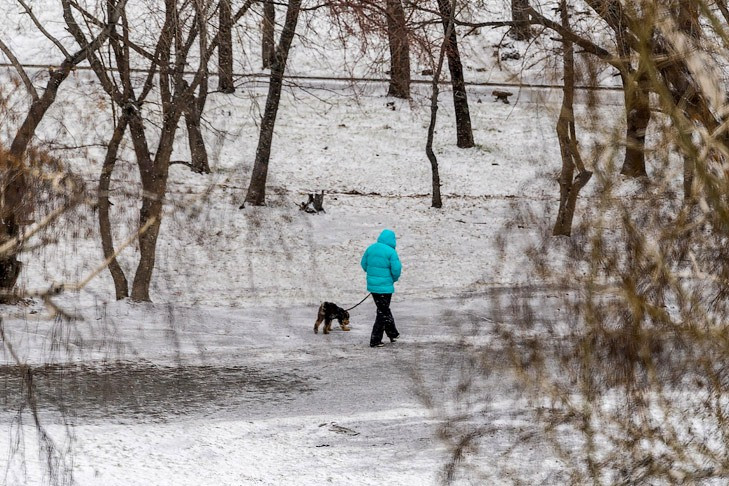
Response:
[0,361,313,423]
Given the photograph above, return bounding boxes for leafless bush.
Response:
[424,1,729,483]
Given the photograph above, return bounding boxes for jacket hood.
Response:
[377,229,397,248]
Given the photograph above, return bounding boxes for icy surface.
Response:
[1,294,570,485]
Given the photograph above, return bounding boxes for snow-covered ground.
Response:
[0,2,627,483]
[1,293,571,485]
[0,75,601,484]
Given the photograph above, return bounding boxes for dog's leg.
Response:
[314,305,325,334]
[323,318,332,334]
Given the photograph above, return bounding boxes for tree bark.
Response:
[130,194,163,302]
[2,61,88,301]
[425,0,458,209]
[553,0,592,237]
[262,0,275,69]
[620,72,650,177]
[184,110,210,174]
[1,157,25,302]
[435,0,474,149]
[182,79,210,174]
[510,0,531,40]
[0,152,22,301]
[219,0,235,93]
[245,0,301,206]
[62,0,217,302]
[683,155,694,201]
[128,113,174,302]
[98,116,130,300]
[0,0,126,300]
[385,0,410,99]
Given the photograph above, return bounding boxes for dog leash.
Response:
[344,293,371,311]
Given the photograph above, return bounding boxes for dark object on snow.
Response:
[300,191,325,213]
[500,50,521,61]
[0,257,21,303]
[370,293,399,347]
[492,90,514,104]
[421,69,434,76]
[386,101,396,111]
[314,302,350,334]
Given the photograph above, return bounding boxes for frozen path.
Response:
[1,293,565,485]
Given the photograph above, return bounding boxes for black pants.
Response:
[370,293,399,346]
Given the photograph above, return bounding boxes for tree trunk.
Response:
[130,193,163,302]
[0,154,22,302]
[1,66,74,301]
[262,0,276,69]
[426,101,443,209]
[435,0,474,149]
[245,0,301,206]
[98,116,129,300]
[182,80,210,174]
[0,158,24,303]
[184,112,210,174]
[218,0,235,93]
[425,0,458,209]
[126,111,177,303]
[620,76,650,177]
[385,0,410,99]
[677,1,700,39]
[510,0,531,40]
[683,154,694,201]
[553,0,592,237]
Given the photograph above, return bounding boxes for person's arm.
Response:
[361,249,368,272]
[390,251,402,282]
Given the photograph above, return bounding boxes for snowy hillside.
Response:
[0,1,635,485]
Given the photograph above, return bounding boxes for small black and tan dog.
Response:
[314,302,351,334]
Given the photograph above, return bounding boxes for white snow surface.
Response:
[0,76,604,484]
[2,296,571,485]
[0,3,628,484]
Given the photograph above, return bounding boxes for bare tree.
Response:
[435,0,474,148]
[262,0,276,69]
[386,0,411,98]
[425,2,729,482]
[553,0,591,236]
[0,0,124,301]
[182,79,211,174]
[64,0,253,301]
[583,0,651,177]
[510,0,531,40]
[244,0,302,206]
[98,114,131,300]
[526,1,653,179]
[424,0,461,209]
[219,0,235,92]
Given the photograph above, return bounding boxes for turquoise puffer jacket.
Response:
[361,229,402,294]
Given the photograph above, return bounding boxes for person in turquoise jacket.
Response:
[361,229,402,347]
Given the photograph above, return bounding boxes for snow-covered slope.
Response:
[0,1,626,484]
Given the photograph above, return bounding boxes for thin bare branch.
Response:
[527,6,624,70]
[64,216,157,292]
[16,0,72,58]
[0,39,38,100]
